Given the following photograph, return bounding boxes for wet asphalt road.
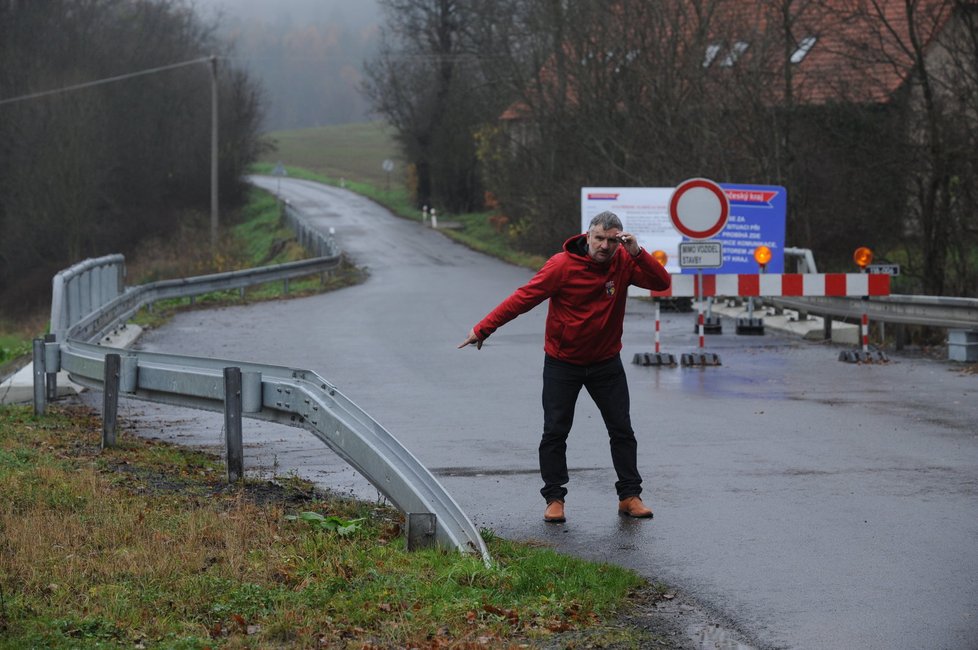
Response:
[119,177,978,649]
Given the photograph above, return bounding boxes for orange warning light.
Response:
[853,247,874,269]
[652,250,668,266]
[753,245,772,267]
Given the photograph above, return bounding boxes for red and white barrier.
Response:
[654,301,661,353]
[652,273,890,298]
[861,313,870,353]
[697,309,705,349]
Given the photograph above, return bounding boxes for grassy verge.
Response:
[0,334,32,381]
[0,403,673,649]
[122,188,366,331]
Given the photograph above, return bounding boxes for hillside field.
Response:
[259,121,402,188]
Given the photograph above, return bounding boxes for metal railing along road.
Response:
[770,294,978,330]
[35,209,491,564]
[777,248,978,333]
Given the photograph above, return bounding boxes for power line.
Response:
[0,56,215,107]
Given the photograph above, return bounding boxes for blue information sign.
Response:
[708,184,787,274]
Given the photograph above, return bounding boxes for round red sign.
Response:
[668,178,729,240]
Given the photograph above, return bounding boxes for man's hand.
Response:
[618,232,641,257]
[457,329,483,350]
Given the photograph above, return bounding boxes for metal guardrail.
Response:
[770,295,978,330]
[37,213,491,564]
[777,248,978,332]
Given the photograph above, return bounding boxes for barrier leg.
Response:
[698,306,705,350]
[631,300,676,366]
[861,313,869,353]
[654,301,661,354]
[736,296,765,335]
[839,306,887,364]
[632,299,676,367]
[680,275,721,367]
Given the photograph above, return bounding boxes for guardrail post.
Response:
[102,353,121,448]
[224,367,244,482]
[32,338,46,416]
[895,324,906,351]
[823,316,833,340]
[44,334,58,401]
[405,513,437,551]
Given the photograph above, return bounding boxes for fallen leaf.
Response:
[231,613,247,632]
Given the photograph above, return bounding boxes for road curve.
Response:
[125,177,978,650]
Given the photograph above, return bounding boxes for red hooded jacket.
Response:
[473,233,671,365]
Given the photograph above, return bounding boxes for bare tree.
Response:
[0,0,267,315]
[364,0,511,212]
[822,0,973,292]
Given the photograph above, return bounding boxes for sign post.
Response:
[382,158,394,192]
[669,178,728,366]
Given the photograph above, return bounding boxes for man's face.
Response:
[586,225,622,263]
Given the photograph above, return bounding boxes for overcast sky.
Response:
[190,0,384,128]
[193,0,382,29]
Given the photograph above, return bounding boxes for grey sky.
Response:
[193,0,382,29]
[189,0,384,128]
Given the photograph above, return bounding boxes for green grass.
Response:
[127,186,367,330]
[0,403,671,649]
[0,334,31,368]
[260,121,402,187]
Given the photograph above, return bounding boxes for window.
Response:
[790,35,817,63]
[719,41,749,67]
[703,43,722,67]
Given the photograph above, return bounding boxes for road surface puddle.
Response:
[687,622,757,649]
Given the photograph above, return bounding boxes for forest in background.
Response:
[364,0,978,296]
[0,0,266,318]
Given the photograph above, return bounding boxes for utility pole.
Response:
[210,55,219,250]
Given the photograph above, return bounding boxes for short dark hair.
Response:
[589,211,623,231]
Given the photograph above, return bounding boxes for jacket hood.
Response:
[563,233,590,259]
[563,232,622,266]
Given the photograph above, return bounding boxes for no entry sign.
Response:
[669,178,729,240]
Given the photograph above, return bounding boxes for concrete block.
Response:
[948,329,978,363]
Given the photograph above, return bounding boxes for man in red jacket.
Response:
[458,211,671,523]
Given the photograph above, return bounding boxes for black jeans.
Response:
[539,353,643,502]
